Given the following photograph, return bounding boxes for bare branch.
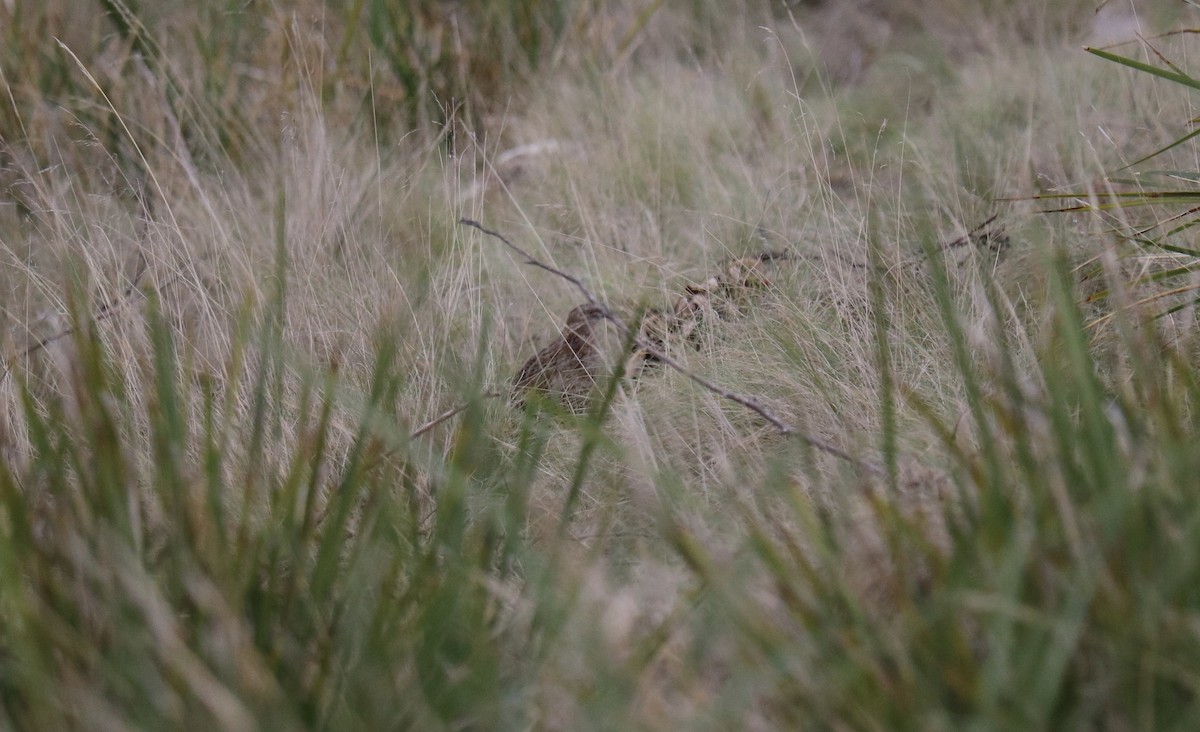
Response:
[0,262,188,387]
[460,217,883,477]
[314,389,505,529]
[409,390,503,439]
[460,218,601,310]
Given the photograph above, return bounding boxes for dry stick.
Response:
[309,389,507,530]
[742,215,1006,273]
[2,175,162,385]
[459,218,884,477]
[939,213,1004,251]
[1,270,196,389]
[460,218,603,310]
[409,390,503,439]
[0,251,183,384]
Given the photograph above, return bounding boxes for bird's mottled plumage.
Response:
[508,252,789,411]
[511,303,608,412]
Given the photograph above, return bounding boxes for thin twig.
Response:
[751,214,1006,273]
[409,390,503,439]
[13,268,185,358]
[311,389,505,529]
[355,389,505,474]
[938,214,1006,253]
[2,178,165,385]
[461,218,602,309]
[0,265,188,387]
[460,217,884,477]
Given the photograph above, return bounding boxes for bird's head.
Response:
[566,303,607,327]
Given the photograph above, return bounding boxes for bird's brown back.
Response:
[511,304,606,411]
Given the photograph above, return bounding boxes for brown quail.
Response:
[511,303,608,412]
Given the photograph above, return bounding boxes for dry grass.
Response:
[3,0,1200,728]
